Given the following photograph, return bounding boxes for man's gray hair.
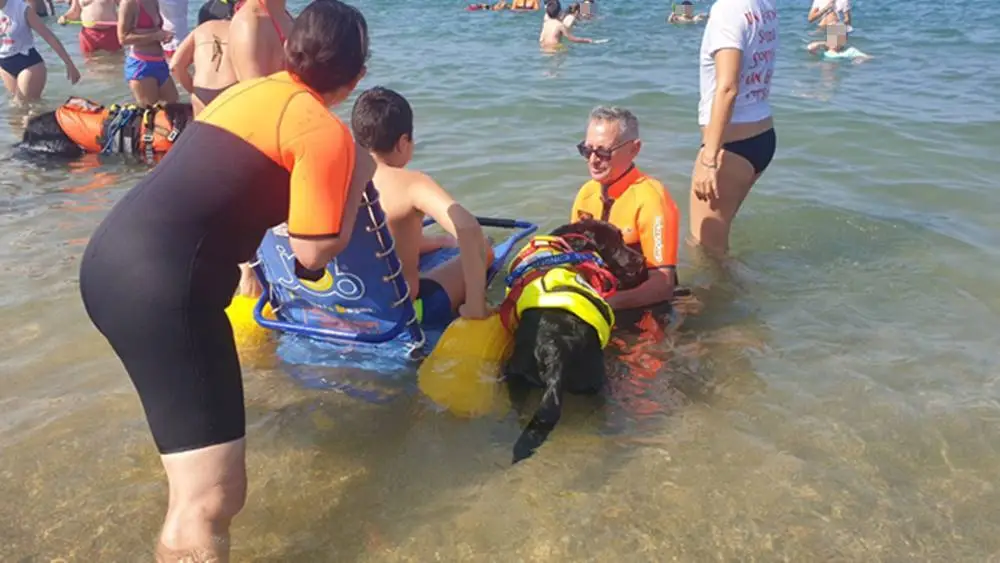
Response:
[588,106,640,142]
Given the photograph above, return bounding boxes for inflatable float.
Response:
[244,182,537,376]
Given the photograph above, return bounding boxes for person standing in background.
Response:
[158,0,186,59]
[228,0,294,298]
[808,0,850,30]
[689,0,778,255]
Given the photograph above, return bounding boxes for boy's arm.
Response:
[411,174,489,317]
[564,23,593,44]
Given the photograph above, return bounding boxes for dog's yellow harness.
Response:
[499,236,617,348]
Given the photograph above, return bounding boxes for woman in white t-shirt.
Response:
[690,0,778,255]
[0,0,80,101]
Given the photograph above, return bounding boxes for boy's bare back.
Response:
[539,18,567,48]
[372,165,436,295]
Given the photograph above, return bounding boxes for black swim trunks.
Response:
[721,128,777,175]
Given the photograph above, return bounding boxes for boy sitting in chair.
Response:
[351,87,493,325]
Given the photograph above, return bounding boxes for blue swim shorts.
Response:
[124,54,170,86]
[415,278,456,327]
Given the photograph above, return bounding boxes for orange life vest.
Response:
[54,97,184,159]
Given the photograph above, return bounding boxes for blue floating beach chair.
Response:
[251,182,537,362]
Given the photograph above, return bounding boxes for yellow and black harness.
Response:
[498,235,618,347]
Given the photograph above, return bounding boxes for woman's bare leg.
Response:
[129,76,162,106]
[689,147,760,256]
[156,438,247,563]
[17,61,47,100]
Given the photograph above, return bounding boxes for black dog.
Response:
[502,219,648,463]
[17,98,193,159]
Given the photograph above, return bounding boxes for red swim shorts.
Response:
[79,26,122,55]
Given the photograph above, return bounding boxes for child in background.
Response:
[807,23,871,62]
[169,0,236,113]
[1,0,81,101]
[58,0,122,55]
[117,0,179,105]
[539,0,594,50]
[562,2,579,27]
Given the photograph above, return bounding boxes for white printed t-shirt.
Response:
[811,0,851,15]
[698,0,779,126]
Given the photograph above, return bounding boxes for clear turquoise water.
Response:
[2,0,999,560]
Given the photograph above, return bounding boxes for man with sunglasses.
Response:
[570,106,680,309]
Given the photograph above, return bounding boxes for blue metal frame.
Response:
[251,184,537,349]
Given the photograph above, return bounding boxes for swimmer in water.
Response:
[562,2,579,27]
[807,23,870,62]
[58,0,122,55]
[667,1,706,24]
[579,0,593,19]
[351,87,493,324]
[169,0,236,114]
[539,0,594,50]
[511,0,539,10]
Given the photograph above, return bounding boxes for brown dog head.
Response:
[549,219,648,291]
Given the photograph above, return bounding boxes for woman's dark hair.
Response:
[545,0,561,19]
[198,0,233,24]
[567,2,580,14]
[285,0,369,94]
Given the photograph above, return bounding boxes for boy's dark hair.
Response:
[286,0,369,94]
[351,87,414,154]
[545,0,560,19]
[680,0,693,5]
[198,0,232,24]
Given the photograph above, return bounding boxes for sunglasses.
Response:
[577,139,632,161]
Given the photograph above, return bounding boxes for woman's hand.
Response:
[458,301,494,320]
[692,151,719,201]
[157,30,174,43]
[66,63,81,84]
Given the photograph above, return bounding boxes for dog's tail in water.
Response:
[510,346,564,464]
